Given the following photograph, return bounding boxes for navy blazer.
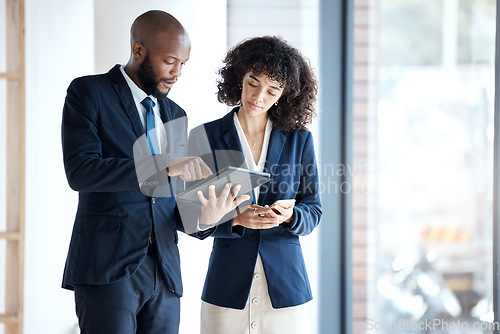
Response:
[188,109,322,309]
[61,65,189,296]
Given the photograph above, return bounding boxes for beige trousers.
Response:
[200,254,311,334]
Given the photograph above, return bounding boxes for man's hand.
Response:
[167,156,212,182]
[198,183,251,227]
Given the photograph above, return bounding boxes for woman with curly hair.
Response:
[189,36,322,333]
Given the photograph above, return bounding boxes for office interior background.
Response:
[0,0,499,333]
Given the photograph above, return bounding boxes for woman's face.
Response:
[239,72,284,118]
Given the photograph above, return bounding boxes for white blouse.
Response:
[232,111,273,202]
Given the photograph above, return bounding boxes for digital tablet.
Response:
[178,166,271,202]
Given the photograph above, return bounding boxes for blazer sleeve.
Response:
[62,77,143,192]
[282,132,322,236]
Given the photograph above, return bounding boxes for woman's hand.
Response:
[252,202,294,224]
[232,205,280,229]
[198,183,250,227]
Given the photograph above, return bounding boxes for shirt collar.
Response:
[119,65,158,107]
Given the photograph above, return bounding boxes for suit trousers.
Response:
[74,245,180,334]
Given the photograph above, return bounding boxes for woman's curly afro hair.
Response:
[217,36,318,132]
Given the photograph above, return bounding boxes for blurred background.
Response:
[0,0,498,333]
[352,1,497,333]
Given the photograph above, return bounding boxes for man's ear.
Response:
[132,42,145,60]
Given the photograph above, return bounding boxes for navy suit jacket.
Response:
[61,65,190,296]
[188,109,322,309]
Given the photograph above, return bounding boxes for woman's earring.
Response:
[274,102,278,106]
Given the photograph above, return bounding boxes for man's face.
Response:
[137,32,191,99]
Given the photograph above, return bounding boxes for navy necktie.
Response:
[141,97,160,154]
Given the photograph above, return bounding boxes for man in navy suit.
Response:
[61,10,247,334]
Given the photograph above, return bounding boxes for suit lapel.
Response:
[219,110,245,172]
[258,128,286,205]
[109,65,145,140]
[158,99,170,124]
[221,110,243,153]
[158,99,172,155]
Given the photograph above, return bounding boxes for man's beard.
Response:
[137,55,169,100]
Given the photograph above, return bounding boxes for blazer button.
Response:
[252,231,260,239]
[152,198,156,204]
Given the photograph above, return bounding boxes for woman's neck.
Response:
[237,110,267,136]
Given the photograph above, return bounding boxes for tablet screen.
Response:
[178,166,271,202]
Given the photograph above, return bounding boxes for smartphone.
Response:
[270,199,296,214]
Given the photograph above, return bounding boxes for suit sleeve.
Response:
[173,126,214,238]
[62,77,142,192]
[282,132,322,236]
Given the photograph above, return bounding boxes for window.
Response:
[352,0,497,332]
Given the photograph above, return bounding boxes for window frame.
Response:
[493,0,500,332]
[318,0,353,333]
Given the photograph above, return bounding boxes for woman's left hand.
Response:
[250,203,294,224]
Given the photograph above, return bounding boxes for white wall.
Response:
[24,0,95,333]
[94,0,228,128]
